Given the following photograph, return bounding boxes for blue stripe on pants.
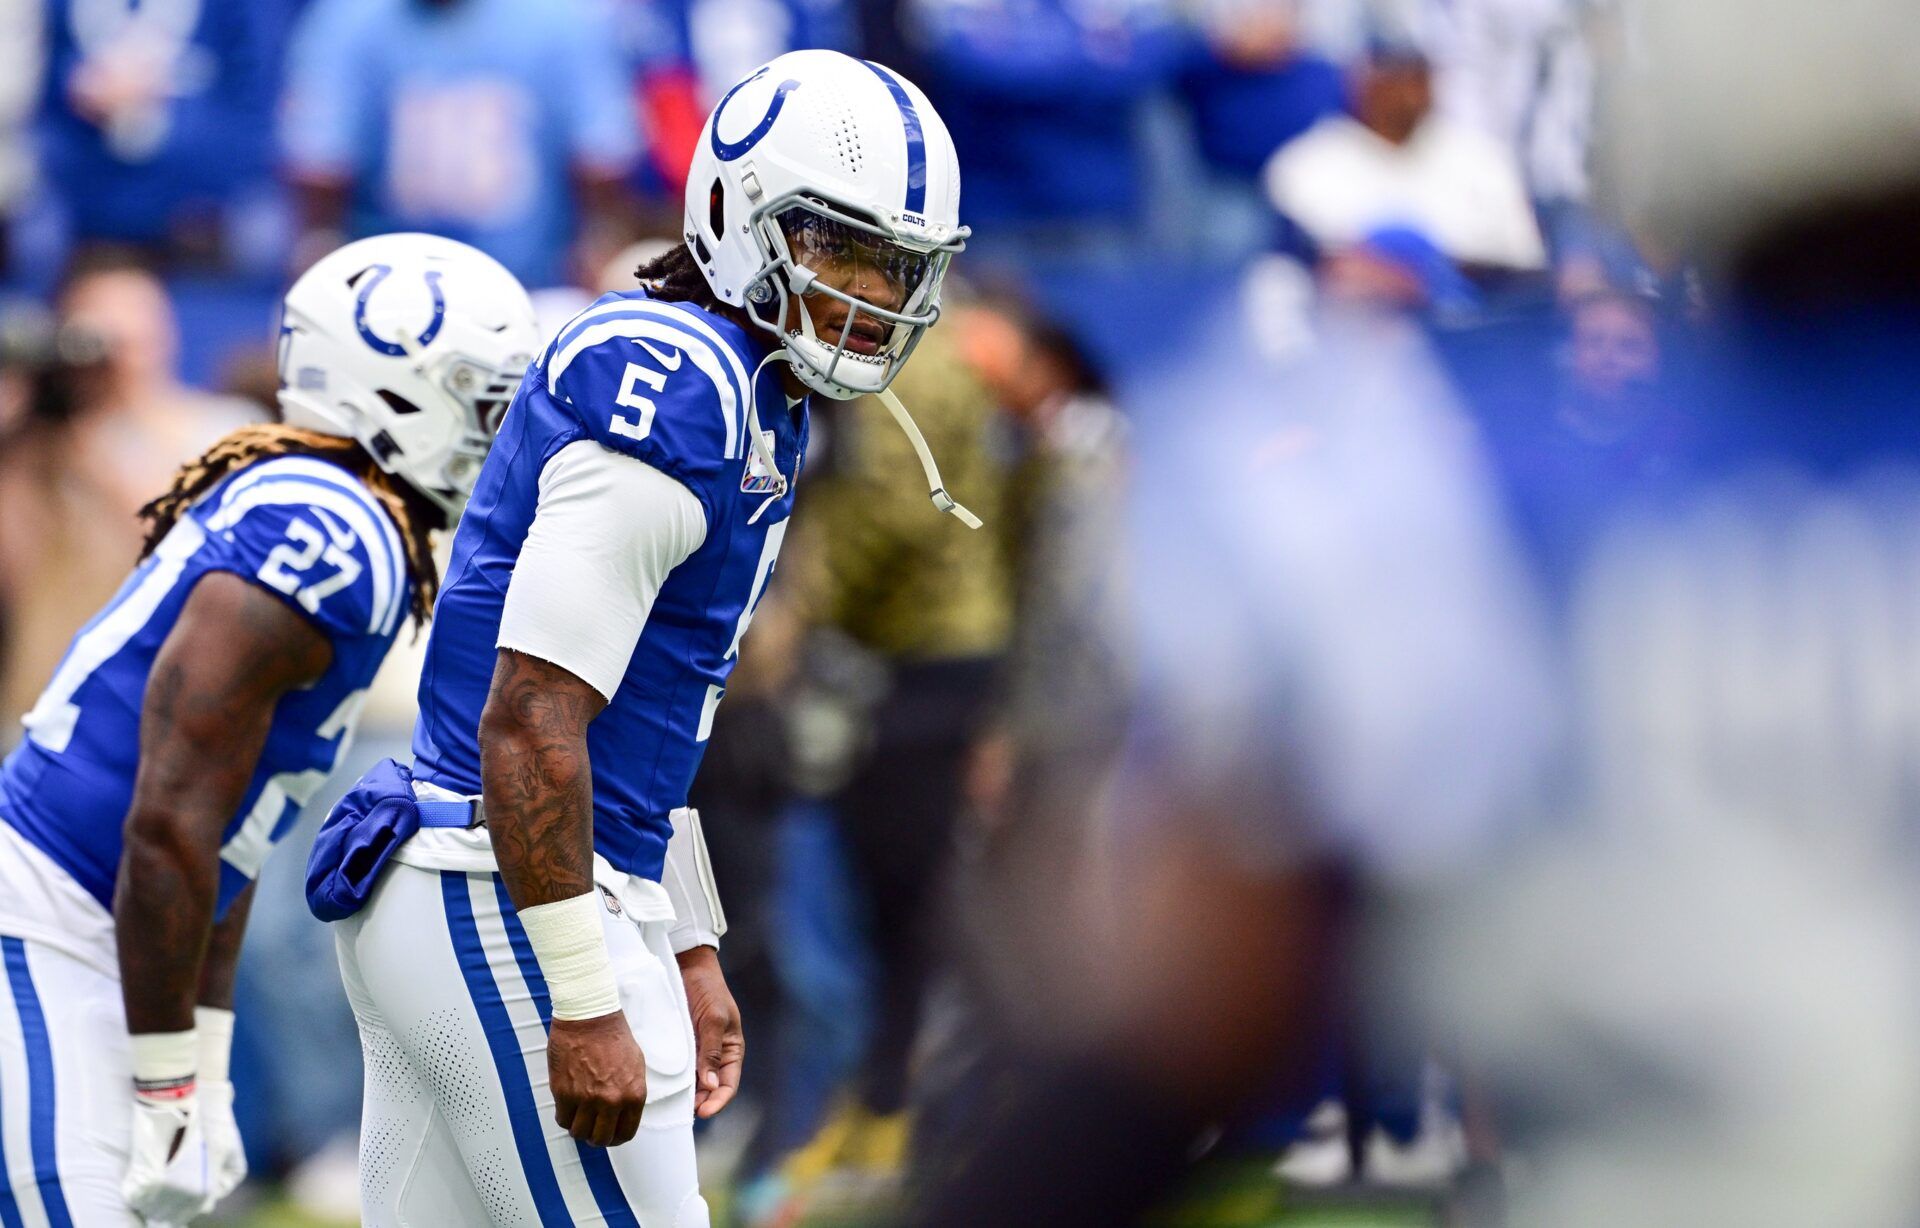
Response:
[494,878,640,1228]
[1,938,72,1228]
[0,948,24,1228]
[440,873,574,1226]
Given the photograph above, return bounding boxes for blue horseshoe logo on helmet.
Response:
[710,67,802,163]
[353,265,446,358]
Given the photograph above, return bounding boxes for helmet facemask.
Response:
[739,191,965,400]
[277,313,528,519]
[418,349,525,514]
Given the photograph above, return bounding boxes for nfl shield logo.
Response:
[741,430,782,494]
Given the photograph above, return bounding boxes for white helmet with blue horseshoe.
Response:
[684,49,968,401]
[276,233,540,517]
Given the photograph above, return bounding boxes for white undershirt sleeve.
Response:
[497,440,709,700]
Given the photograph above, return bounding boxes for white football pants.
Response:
[0,934,141,1228]
[336,863,706,1227]
[0,821,143,1228]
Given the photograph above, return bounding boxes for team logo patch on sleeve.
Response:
[742,430,782,493]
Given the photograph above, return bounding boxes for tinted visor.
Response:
[778,206,934,309]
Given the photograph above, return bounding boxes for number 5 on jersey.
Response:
[611,359,669,442]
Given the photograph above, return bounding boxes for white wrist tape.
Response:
[195,1007,235,1085]
[130,1028,197,1101]
[663,807,727,954]
[517,892,621,1021]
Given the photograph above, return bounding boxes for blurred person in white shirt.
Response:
[1265,35,1547,273]
[1300,0,1606,206]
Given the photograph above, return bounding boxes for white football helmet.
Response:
[276,233,540,517]
[683,49,968,401]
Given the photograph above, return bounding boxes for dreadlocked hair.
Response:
[138,424,447,629]
[636,242,743,323]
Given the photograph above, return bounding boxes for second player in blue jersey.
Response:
[0,233,538,1226]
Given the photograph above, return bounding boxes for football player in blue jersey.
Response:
[309,48,972,1226]
[0,233,538,1226]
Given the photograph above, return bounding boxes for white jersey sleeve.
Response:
[497,439,709,700]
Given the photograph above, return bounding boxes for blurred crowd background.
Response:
[8,0,1920,1225]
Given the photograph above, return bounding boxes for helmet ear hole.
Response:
[709,179,727,239]
[377,389,424,415]
[747,284,783,329]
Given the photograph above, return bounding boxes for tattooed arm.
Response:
[479,446,712,1146]
[480,648,652,1145]
[116,572,332,1034]
[479,648,607,907]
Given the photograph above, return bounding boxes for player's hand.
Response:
[548,1012,648,1147]
[199,1079,248,1206]
[678,946,744,1118]
[122,1091,212,1223]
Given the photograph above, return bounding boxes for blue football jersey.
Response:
[410,290,807,881]
[0,455,411,915]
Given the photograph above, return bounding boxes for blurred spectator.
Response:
[1180,0,1346,185]
[40,0,287,263]
[1561,287,1658,418]
[1446,288,1691,593]
[796,327,1012,667]
[729,623,888,1210]
[906,300,1130,1207]
[771,322,1013,1191]
[1320,224,1482,318]
[622,0,858,197]
[0,0,40,276]
[1237,225,1485,393]
[1427,44,1920,1221]
[1423,0,1602,214]
[214,340,286,417]
[951,300,1128,822]
[907,293,1557,1227]
[52,249,261,509]
[281,0,642,288]
[0,249,257,732]
[1436,0,1626,297]
[906,0,1186,245]
[1265,39,1546,274]
[1292,0,1605,215]
[0,302,95,739]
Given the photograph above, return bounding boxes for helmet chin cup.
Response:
[753,209,955,401]
[783,329,891,400]
[424,439,488,517]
